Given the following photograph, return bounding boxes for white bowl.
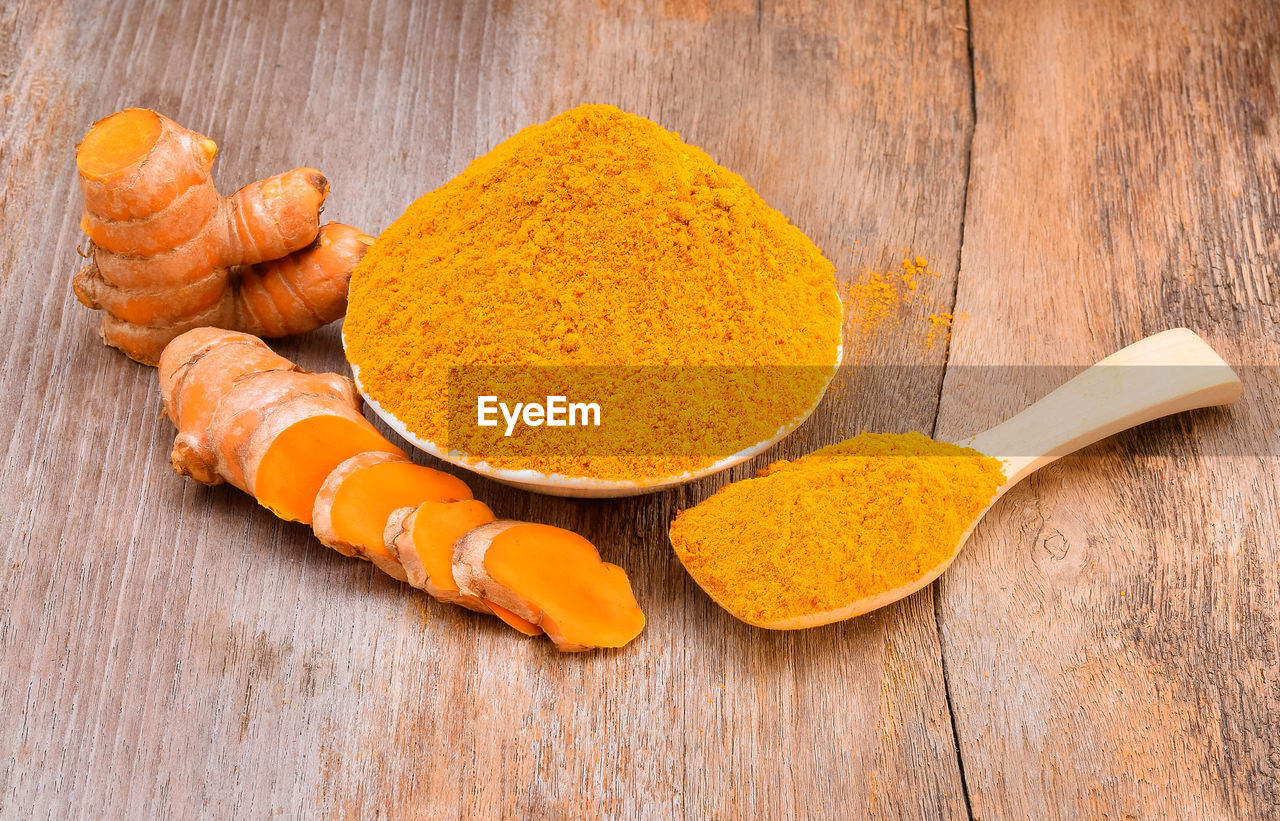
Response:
[344,335,842,498]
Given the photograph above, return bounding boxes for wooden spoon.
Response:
[757,328,1242,630]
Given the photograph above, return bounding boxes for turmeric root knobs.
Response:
[72,108,373,365]
[157,327,644,652]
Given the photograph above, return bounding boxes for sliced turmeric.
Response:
[385,499,496,604]
[72,108,373,364]
[484,602,546,636]
[159,328,405,524]
[311,451,473,577]
[384,501,544,636]
[158,327,640,650]
[453,522,646,651]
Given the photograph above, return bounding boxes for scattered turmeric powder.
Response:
[926,312,955,348]
[844,254,955,349]
[668,432,1004,627]
[845,270,900,332]
[823,263,966,407]
[344,103,842,481]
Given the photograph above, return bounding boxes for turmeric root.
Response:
[72,108,373,365]
[453,522,646,651]
[312,451,472,577]
[158,328,404,524]
[385,502,544,636]
[158,327,642,650]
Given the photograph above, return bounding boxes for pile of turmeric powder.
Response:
[344,104,843,481]
[669,432,1005,627]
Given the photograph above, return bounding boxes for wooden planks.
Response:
[0,0,977,817]
[936,0,1280,817]
[4,0,1276,816]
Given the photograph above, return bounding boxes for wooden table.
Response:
[4,1,1277,817]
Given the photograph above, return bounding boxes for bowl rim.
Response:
[342,328,843,496]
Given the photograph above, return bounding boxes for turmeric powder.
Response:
[668,432,1005,627]
[344,104,842,481]
[844,254,946,348]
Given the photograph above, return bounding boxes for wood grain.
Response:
[936,0,1280,817]
[0,0,977,817]
[4,0,1276,817]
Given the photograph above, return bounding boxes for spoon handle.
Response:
[964,328,1242,487]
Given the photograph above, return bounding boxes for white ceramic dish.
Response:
[344,334,842,498]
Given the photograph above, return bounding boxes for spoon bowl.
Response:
[742,328,1242,629]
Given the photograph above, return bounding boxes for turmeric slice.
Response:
[157,327,636,649]
[246,404,404,525]
[312,452,473,576]
[486,602,545,636]
[384,501,544,636]
[72,108,373,364]
[453,522,646,652]
[159,328,404,523]
[386,500,495,602]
